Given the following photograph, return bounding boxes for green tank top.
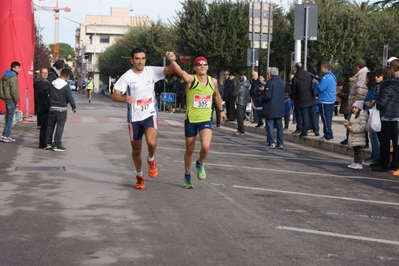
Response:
[185,75,214,123]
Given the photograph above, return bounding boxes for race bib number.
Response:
[193,94,211,108]
[136,97,152,112]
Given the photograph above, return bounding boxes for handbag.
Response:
[366,105,381,132]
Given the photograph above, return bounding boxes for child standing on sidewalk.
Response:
[284,92,291,130]
[344,100,368,169]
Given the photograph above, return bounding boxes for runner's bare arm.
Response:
[111,89,133,104]
[212,78,226,121]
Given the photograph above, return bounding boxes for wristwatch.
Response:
[220,109,224,112]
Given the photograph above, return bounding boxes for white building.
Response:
[75,8,149,92]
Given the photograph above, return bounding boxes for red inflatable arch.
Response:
[0,0,35,115]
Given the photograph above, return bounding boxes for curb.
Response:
[223,120,371,158]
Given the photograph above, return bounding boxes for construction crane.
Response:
[38,0,71,61]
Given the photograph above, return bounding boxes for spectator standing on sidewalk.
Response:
[291,62,319,137]
[348,59,369,108]
[111,48,176,189]
[44,69,76,152]
[254,75,265,128]
[336,67,355,145]
[227,73,237,121]
[0,61,20,143]
[258,67,285,149]
[34,67,51,148]
[344,100,368,170]
[313,61,337,141]
[284,92,292,130]
[363,71,380,163]
[232,75,251,135]
[290,66,302,136]
[374,67,399,173]
[223,71,230,116]
[349,59,370,147]
[250,71,260,124]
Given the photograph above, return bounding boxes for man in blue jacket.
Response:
[258,67,285,149]
[313,61,337,141]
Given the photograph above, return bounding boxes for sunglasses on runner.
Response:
[195,62,208,67]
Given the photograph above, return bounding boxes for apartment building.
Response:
[75,7,149,92]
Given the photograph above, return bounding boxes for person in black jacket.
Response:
[232,76,251,135]
[291,62,319,137]
[374,67,399,172]
[34,68,51,148]
[227,73,237,121]
[249,71,260,124]
[44,69,77,152]
[47,60,64,84]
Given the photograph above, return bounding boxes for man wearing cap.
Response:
[168,55,226,189]
[387,57,397,67]
[111,47,176,189]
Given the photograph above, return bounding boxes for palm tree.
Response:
[351,1,381,14]
[373,0,399,8]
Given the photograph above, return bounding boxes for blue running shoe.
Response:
[184,174,193,189]
[196,160,206,180]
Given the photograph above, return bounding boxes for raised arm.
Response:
[166,52,194,87]
[163,51,177,75]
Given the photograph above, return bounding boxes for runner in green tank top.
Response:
[167,54,226,189]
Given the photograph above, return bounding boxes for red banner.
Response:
[0,0,35,115]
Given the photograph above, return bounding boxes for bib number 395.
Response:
[193,94,211,108]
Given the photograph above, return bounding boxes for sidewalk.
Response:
[223,114,372,158]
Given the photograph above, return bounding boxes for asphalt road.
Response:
[0,92,398,266]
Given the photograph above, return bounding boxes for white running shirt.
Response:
[114,67,164,122]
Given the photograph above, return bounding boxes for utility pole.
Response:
[295,0,302,65]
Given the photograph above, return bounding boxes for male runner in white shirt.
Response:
[111,47,176,189]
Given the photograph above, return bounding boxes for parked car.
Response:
[68,80,77,91]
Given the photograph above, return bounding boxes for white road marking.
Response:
[232,185,399,206]
[164,150,399,183]
[276,226,399,246]
[283,209,308,213]
[326,212,394,220]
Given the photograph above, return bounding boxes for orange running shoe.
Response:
[393,169,399,176]
[136,175,145,189]
[147,159,158,178]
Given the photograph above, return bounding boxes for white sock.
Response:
[137,172,143,177]
[147,156,154,162]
